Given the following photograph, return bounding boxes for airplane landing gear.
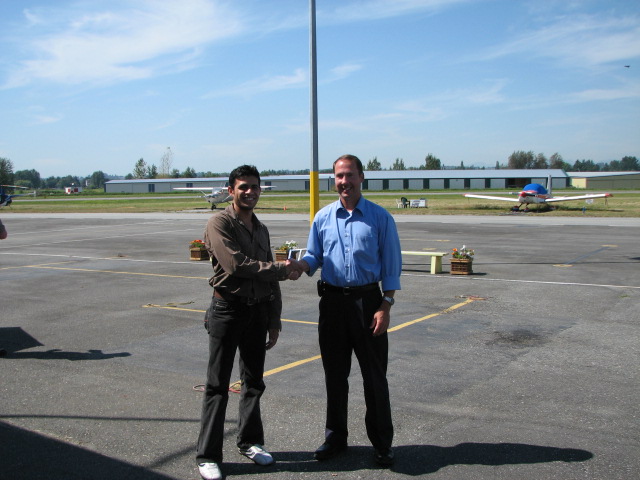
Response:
[210,204,216,210]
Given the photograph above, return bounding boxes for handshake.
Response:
[284,259,309,281]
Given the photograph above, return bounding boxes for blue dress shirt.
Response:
[302,196,402,291]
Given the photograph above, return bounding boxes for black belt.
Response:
[320,281,379,296]
[214,290,274,306]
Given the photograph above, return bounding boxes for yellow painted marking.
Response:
[142,304,316,325]
[388,297,476,332]
[602,245,618,248]
[264,355,322,377]
[27,265,207,280]
[553,264,573,268]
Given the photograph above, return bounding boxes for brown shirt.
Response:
[204,205,287,329]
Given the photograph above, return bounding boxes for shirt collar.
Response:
[336,195,367,216]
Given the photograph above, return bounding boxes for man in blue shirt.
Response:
[293,154,401,467]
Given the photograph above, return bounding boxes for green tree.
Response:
[183,167,197,178]
[549,153,571,171]
[620,156,639,170]
[42,176,59,188]
[508,151,535,169]
[147,164,158,179]
[170,168,181,178]
[533,153,548,169]
[133,158,147,179]
[14,169,41,188]
[573,159,599,172]
[89,171,106,189]
[58,175,81,189]
[390,158,406,170]
[366,157,382,171]
[0,157,14,185]
[424,154,441,170]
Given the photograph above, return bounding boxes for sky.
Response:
[0,0,639,178]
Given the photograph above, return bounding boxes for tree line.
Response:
[2,150,638,190]
[364,152,639,172]
[1,158,110,190]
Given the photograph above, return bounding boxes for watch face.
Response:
[384,296,394,305]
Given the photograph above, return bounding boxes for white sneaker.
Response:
[198,462,222,480]
[239,444,275,466]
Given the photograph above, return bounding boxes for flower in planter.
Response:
[190,239,206,249]
[452,245,474,260]
[276,240,298,251]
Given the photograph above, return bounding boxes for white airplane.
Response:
[464,176,612,212]
[174,184,275,210]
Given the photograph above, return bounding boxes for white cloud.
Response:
[482,13,640,67]
[4,0,244,88]
[328,62,363,81]
[203,68,307,98]
[326,0,475,23]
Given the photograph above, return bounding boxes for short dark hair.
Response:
[229,165,261,188]
[333,154,363,175]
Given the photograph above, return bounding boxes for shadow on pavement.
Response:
[0,421,175,480]
[223,442,593,476]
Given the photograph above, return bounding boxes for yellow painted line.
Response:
[142,304,316,325]
[1,260,77,270]
[266,298,477,378]
[553,264,573,268]
[26,265,207,280]
[264,355,322,377]
[388,297,476,332]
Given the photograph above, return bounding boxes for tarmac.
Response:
[1,211,639,480]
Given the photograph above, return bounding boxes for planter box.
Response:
[450,258,473,275]
[274,250,289,262]
[190,248,210,261]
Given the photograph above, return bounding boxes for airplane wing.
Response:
[463,194,520,203]
[173,187,220,192]
[545,193,612,203]
[261,186,276,190]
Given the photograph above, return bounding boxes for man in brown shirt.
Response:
[195,164,298,480]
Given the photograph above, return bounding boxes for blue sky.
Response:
[1,0,638,178]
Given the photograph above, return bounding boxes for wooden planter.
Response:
[450,258,473,275]
[274,250,289,261]
[190,248,210,261]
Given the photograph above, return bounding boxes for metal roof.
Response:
[566,171,640,178]
[106,169,568,185]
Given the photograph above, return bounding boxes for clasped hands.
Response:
[284,259,309,280]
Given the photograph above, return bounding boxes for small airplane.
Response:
[464,176,612,212]
[1,185,36,208]
[174,184,275,210]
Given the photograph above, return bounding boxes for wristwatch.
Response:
[382,296,395,306]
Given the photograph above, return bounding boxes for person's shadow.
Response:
[0,327,130,360]
[3,349,131,360]
[222,443,593,476]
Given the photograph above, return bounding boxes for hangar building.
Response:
[105,169,570,193]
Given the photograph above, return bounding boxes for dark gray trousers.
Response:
[318,288,393,451]
[196,297,268,463]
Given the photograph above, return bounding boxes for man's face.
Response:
[228,175,261,211]
[334,159,364,204]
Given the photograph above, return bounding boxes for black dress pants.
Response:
[196,297,269,463]
[318,288,393,451]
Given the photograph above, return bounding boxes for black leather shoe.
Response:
[314,442,347,461]
[374,448,394,467]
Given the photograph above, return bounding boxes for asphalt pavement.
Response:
[1,212,638,480]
